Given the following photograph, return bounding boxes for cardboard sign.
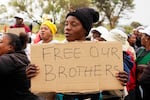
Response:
[7,28,25,35]
[31,41,123,93]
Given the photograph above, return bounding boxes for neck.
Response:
[15,23,24,26]
[43,38,53,43]
[77,37,86,41]
[145,46,150,51]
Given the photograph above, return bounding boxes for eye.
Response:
[71,22,78,27]
[65,22,68,26]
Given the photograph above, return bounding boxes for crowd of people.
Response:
[0,7,150,100]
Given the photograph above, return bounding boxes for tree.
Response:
[43,0,68,24]
[92,0,134,29]
[57,0,91,32]
[8,0,91,23]
[0,4,8,24]
[8,0,67,24]
[68,0,91,9]
[0,4,7,14]
[8,0,91,33]
[130,21,142,29]
[8,0,42,24]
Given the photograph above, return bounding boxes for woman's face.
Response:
[0,35,13,56]
[40,25,53,43]
[128,34,136,45]
[92,30,101,39]
[141,33,149,47]
[64,16,86,42]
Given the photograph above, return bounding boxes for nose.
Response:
[39,29,44,35]
[65,24,72,31]
[40,28,46,33]
[41,27,44,31]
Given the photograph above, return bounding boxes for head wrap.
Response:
[41,21,57,35]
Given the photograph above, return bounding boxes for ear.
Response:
[146,36,150,41]
[21,19,24,22]
[8,45,15,52]
[83,29,87,36]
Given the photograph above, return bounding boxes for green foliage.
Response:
[69,0,91,9]
[32,24,40,33]
[9,0,26,11]
[130,21,142,29]
[123,25,133,34]
[92,0,134,29]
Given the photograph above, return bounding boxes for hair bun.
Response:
[92,11,99,23]
[87,8,99,23]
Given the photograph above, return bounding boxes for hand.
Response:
[26,64,39,79]
[115,71,128,86]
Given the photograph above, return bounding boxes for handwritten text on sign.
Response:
[31,42,123,92]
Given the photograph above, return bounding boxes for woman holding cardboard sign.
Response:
[26,7,128,100]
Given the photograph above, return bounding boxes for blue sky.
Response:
[0,0,150,26]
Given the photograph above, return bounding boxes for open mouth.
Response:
[65,33,70,37]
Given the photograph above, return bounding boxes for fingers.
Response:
[26,64,39,79]
[26,73,38,79]
[115,71,128,86]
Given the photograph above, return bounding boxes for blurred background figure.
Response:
[136,26,150,80]
[94,28,136,99]
[127,33,137,50]
[87,26,109,41]
[108,29,136,60]
[38,20,57,44]
[104,29,137,96]
[10,13,31,33]
[125,26,150,100]
[132,26,145,49]
[33,14,53,44]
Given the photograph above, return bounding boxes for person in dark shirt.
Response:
[0,32,44,100]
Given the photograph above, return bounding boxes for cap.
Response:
[106,29,130,51]
[88,26,109,41]
[14,13,24,19]
[139,26,150,36]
